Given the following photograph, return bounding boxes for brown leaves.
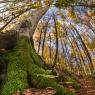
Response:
[13,87,56,95]
[46,87,56,95]
[65,86,75,93]
[13,90,20,95]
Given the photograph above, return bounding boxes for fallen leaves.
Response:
[13,87,56,95]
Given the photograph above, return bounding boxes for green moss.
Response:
[30,47,42,67]
[31,75,75,95]
[1,37,51,95]
[69,80,80,90]
[37,74,57,78]
[1,78,28,95]
[27,60,75,95]
[64,80,81,90]
[0,52,7,64]
[56,75,67,82]
[1,37,30,95]
[1,37,76,95]
[37,77,66,95]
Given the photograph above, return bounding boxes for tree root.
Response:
[1,37,75,95]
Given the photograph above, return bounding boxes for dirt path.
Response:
[76,78,95,95]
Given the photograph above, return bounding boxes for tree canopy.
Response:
[0,0,95,95]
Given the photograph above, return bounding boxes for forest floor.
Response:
[13,78,95,95]
[76,78,95,95]
[13,87,56,95]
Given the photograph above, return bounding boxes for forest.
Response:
[0,0,95,95]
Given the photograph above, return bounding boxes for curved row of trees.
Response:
[0,0,95,94]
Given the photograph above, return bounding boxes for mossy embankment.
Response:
[1,37,75,95]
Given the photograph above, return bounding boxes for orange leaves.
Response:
[67,9,77,19]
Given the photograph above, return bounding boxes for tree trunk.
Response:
[37,28,43,54]
[71,25,94,74]
[42,20,49,57]
[0,36,71,95]
[61,39,72,71]
[49,34,52,64]
[52,14,59,66]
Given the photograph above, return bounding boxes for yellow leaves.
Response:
[43,44,50,63]
[67,10,77,19]
[56,11,62,16]
[87,9,95,17]
[34,1,42,7]
[33,32,40,40]
[72,41,77,48]
[49,32,55,39]
[33,21,43,40]
[33,26,42,40]
[58,19,64,25]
